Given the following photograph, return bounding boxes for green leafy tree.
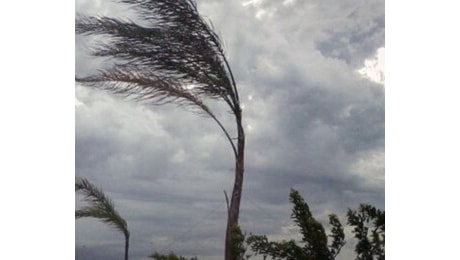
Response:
[347,204,385,260]
[149,252,198,260]
[75,1,244,259]
[75,177,130,260]
[230,225,252,260]
[247,189,385,260]
[247,189,345,260]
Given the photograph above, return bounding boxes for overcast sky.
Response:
[75,0,384,259]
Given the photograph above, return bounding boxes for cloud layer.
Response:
[75,0,384,259]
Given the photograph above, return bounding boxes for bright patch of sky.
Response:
[185,84,197,90]
[242,0,263,7]
[283,0,296,6]
[241,0,274,19]
[357,47,385,85]
[349,149,385,188]
[75,97,84,108]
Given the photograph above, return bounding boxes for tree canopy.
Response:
[247,189,384,260]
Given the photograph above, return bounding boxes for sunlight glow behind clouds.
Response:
[283,0,296,6]
[349,149,385,188]
[242,0,263,7]
[357,47,385,85]
[241,0,274,19]
[75,97,84,108]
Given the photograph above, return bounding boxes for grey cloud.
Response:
[76,0,384,259]
[315,1,385,66]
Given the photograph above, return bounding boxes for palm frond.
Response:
[75,177,129,238]
[76,67,212,113]
[76,3,246,258]
[75,0,239,112]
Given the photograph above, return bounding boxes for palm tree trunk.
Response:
[225,113,245,260]
[124,232,130,260]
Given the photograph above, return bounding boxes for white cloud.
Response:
[358,47,385,85]
[75,97,84,108]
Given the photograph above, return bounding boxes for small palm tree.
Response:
[75,177,130,260]
[76,1,245,259]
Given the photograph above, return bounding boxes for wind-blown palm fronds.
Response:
[76,177,130,260]
[76,1,245,259]
[75,0,240,150]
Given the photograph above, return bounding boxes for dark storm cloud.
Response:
[316,9,384,66]
[76,245,124,260]
[75,0,384,259]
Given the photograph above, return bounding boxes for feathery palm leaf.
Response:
[75,0,239,112]
[76,0,241,155]
[76,1,245,259]
[75,177,129,239]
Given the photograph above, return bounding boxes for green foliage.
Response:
[149,252,198,260]
[75,177,130,260]
[75,177,129,239]
[328,214,345,258]
[290,189,336,259]
[247,189,345,260]
[230,225,252,260]
[347,204,385,260]
[246,189,385,260]
[246,235,308,260]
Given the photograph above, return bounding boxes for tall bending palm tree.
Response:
[75,1,245,259]
[76,177,130,260]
